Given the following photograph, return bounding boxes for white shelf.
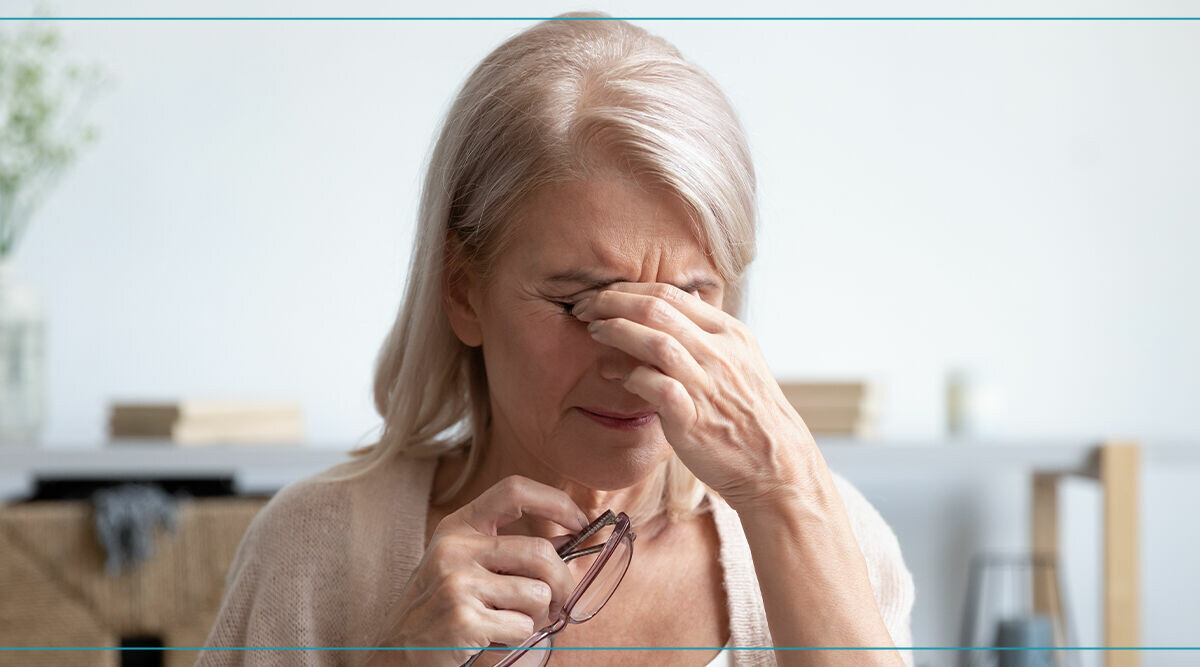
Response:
[0,443,351,501]
[2,439,1197,503]
[818,438,1200,473]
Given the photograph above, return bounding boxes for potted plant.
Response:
[0,12,108,443]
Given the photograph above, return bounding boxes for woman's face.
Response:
[446,172,725,490]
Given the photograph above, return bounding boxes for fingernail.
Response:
[587,320,602,333]
[574,296,591,313]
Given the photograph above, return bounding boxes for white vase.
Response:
[946,366,1009,440]
[0,259,46,444]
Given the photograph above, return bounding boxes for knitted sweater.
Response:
[198,453,915,667]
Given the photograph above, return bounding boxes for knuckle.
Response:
[666,380,690,406]
[433,513,458,535]
[429,534,464,562]
[528,580,552,605]
[532,536,559,560]
[426,540,452,569]
[531,539,562,570]
[501,474,527,495]
[644,299,673,325]
[428,558,455,582]
[441,570,472,594]
[626,365,649,386]
[650,283,677,301]
[730,318,753,342]
[651,334,678,362]
[445,606,475,635]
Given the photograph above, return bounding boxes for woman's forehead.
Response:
[508,176,720,283]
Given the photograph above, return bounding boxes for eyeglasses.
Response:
[462,510,637,667]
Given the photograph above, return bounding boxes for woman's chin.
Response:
[554,436,673,490]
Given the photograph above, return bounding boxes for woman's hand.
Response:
[366,475,588,666]
[572,282,817,512]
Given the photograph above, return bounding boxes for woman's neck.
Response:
[431,422,672,542]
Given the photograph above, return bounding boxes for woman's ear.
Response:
[442,238,484,348]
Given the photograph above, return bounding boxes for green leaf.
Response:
[0,15,112,257]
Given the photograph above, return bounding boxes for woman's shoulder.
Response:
[198,452,440,657]
[237,452,437,567]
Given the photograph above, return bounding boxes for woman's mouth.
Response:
[578,407,658,431]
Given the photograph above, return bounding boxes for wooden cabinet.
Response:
[0,496,267,666]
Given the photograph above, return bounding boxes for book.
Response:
[801,421,876,438]
[778,381,874,408]
[110,399,301,423]
[170,416,303,445]
[792,405,868,424]
[107,399,304,445]
[777,381,878,438]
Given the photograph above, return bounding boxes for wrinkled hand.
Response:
[367,476,587,666]
[572,282,816,511]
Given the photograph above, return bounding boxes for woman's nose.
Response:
[596,347,643,383]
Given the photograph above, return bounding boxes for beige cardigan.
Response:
[198,453,915,666]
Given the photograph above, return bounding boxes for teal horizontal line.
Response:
[1,17,1200,21]
[2,646,1199,651]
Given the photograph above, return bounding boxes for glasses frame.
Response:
[462,510,636,667]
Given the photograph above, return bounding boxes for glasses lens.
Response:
[470,633,553,667]
[567,527,633,622]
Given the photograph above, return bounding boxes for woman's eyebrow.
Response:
[544,270,719,294]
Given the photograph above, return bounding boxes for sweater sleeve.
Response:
[829,472,917,667]
[196,477,355,666]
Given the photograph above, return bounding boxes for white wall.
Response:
[6,1,1199,665]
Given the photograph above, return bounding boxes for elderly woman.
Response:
[200,12,914,667]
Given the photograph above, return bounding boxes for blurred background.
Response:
[1,1,1198,666]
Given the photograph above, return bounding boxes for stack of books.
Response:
[107,399,304,445]
[778,381,877,438]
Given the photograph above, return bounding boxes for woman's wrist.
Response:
[724,431,839,522]
[731,444,903,667]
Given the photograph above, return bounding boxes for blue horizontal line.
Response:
[1,17,1200,21]
[2,646,1198,651]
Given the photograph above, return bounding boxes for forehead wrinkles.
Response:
[514,175,717,282]
[603,182,706,274]
[581,222,704,284]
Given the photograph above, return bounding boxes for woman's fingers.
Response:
[473,534,576,618]
[454,475,589,537]
[466,620,547,667]
[621,364,700,430]
[382,477,591,664]
[575,281,729,333]
[572,287,710,346]
[474,608,541,654]
[586,317,709,391]
[476,571,558,631]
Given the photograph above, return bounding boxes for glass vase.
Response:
[958,553,1080,667]
[0,259,46,444]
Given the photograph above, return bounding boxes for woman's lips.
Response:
[578,407,658,431]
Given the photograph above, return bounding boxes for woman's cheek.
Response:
[508,314,569,373]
